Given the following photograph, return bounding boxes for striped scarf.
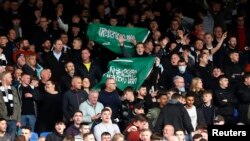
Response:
[0,86,14,116]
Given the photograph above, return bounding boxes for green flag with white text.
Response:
[94,57,155,91]
[87,23,150,55]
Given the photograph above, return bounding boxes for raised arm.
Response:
[210,32,227,55]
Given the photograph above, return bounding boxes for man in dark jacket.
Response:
[76,48,102,88]
[213,75,238,124]
[237,73,250,124]
[43,39,70,83]
[60,61,78,93]
[45,121,66,141]
[154,93,193,134]
[62,76,88,123]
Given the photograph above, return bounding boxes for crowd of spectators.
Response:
[0,0,250,141]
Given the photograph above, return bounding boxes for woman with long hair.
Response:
[188,77,204,108]
[82,76,91,94]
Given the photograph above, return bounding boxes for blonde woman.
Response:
[189,77,204,107]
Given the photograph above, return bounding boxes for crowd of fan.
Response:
[0,0,250,141]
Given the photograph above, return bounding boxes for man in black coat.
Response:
[237,73,250,124]
[44,39,70,83]
[154,93,193,134]
[62,76,88,123]
[76,48,102,87]
[60,61,78,93]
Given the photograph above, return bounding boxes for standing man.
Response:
[60,61,78,93]
[0,71,21,138]
[79,90,104,128]
[18,73,41,131]
[76,48,102,87]
[62,76,88,123]
[44,39,70,82]
[154,93,193,135]
[99,78,121,120]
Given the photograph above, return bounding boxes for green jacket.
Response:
[0,86,21,122]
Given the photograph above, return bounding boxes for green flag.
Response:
[87,23,150,55]
[94,57,155,91]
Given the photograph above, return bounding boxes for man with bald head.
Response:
[63,76,88,123]
[99,78,121,120]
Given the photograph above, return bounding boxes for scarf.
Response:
[0,86,14,116]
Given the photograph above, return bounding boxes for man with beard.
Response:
[38,39,52,66]
[60,61,78,93]
[12,38,34,64]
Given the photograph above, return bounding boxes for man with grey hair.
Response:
[173,75,186,96]
[79,90,104,128]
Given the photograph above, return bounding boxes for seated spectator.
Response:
[213,115,225,125]
[15,135,26,141]
[124,114,149,141]
[162,124,175,141]
[192,133,203,141]
[0,118,14,141]
[168,135,179,141]
[62,135,75,141]
[65,111,83,137]
[140,129,152,141]
[112,133,124,141]
[101,132,111,141]
[175,129,186,141]
[82,133,95,141]
[74,122,90,141]
[45,121,66,141]
[94,108,120,141]
[21,126,32,141]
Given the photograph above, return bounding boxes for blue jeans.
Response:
[7,120,17,139]
[21,115,36,131]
